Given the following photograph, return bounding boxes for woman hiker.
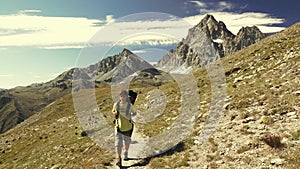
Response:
[112,90,136,167]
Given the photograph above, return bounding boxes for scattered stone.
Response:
[80,131,88,137]
[281,137,289,144]
[270,158,285,165]
[216,160,224,164]
[57,117,68,123]
[257,125,265,130]
[234,77,243,83]
[286,111,297,116]
[242,117,256,123]
[290,115,298,119]
[194,140,200,145]
[293,90,300,96]
[203,164,208,169]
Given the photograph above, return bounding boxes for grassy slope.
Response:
[142,23,300,168]
[0,23,299,168]
[0,91,113,169]
[0,82,70,134]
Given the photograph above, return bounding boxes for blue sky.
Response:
[0,0,299,89]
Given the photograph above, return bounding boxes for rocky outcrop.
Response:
[81,48,156,83]
[233,26,267,51]
[157,14,267,69]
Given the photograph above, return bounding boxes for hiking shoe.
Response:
[116,158,122,167]
[124,152,129,161]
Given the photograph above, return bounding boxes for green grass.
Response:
[149,149,190,168]
[0,92,114,169]
[284,144,300,169]
[1,23,300,169]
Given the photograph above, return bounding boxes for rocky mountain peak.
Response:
[196,14,218,28]
[87,48,134,74]
[120,48,133,57]
[157,15,268,69]
[234,26,267,50]
[236,26,266,39]
[193,14,234,40]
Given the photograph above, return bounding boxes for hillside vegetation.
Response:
[0,23,299,168]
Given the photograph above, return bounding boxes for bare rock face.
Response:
[157,14,267,69]
[233,26,267,51]
[87,48,155,83]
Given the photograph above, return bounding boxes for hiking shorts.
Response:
[115,128,133,147]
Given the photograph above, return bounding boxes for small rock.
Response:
[234,77,243,83]
[286,111,297,116]
[258,125,265,130]
[270,158,285,165]
[194,140,200,145]
[203,165,208,169]
[281,137,289,144]
[216,160,224,164]
[293,90,300,96]
[291,115,298,119]
[242,117,256,123]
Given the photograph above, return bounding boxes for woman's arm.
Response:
[130,105,137,117]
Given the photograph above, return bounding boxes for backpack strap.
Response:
[126,102,131,118]
[116,101,120,114]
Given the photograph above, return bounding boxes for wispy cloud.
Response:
[189,1,234,13]
[187,1,285,34]
[0,11,186,49]
[18,9,42,14]
[87,15,191,46]
[189,1,207,8]
[183,12,285,34]
[0,8,286,49]
[0,11,108,48]
[131,50,148,54]
[0,74,14,77]
[41,44,87,49]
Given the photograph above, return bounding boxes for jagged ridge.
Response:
[157,14,267,69]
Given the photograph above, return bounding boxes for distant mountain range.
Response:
[157,14,267,69]
[0,15,269,134]
[1,14,300,168]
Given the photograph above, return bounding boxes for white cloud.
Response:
[18,9,42,14]
[183,12,285,34]
[0,74,14,77]
[189,1,234,13]
[0,11,187,49]
[0,11,108,48]
[88,18,190,46]
[41,44,87,49]
[218,1,233,11]
[106,15,115,23]
[189,1,207,8]
[131,50,147,54]
[187,1,285,34]
[0,9,286,49]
